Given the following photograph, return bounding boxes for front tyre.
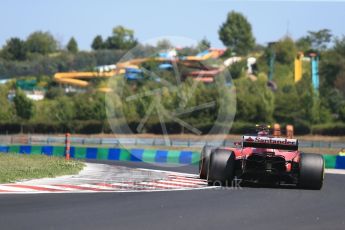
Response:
[207,149,235,186]
[298,153,324,190]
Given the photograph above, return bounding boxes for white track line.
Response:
[28,184,75,191]
[77,184,118,191]
[137,168,198,177]
[169,178,208,185]
[109,182,150,190]
[169,175,207,182]
[325,169,345,175]
[0,186,216,194]
[156,180,201,188]
[0,185,36,192]
[138,182,184,189]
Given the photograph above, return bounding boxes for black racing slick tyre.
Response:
[199,145,214,179]
[298,153,324,190]
[207,149,235,186]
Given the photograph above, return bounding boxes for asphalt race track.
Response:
[0,161,344,230]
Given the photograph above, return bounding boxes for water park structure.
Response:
[53,49,228,90]
[294,52,320,93]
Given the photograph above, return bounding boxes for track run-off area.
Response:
[0,162,211,194]
[0,160,344,230]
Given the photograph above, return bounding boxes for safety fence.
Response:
[0,145,199,165]
[0,144,345,169]
[1,135,345,149]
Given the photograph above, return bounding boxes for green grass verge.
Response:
[0,153,85,183]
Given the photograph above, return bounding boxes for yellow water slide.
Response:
[184,49,225,61]
[294,52,303,83]
[54,57,167,88]
[54,61,144,88]
[54,71,119,87]
[53,49,224,88]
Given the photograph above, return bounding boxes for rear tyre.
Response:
[199,145,214,179]
[298,153,324,190]
[207,149,235,186]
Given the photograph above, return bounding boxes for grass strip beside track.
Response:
[0,153,84,183]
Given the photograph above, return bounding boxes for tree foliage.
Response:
[91,26,138,50]
[295,36,312,52]
[26,31,58,55]
[52,96,75,123]
[296,29,332,52]
[219,11,255,55]
[273,37,297,66]
[13,90,34,120]
[318,35,345,121]
[0,38,27,61]
[235,77,274,123]
[308,29,332,51]
[105,26,138,50]
[156,39,172,50]
[67,37,78,53]
[0,21,345,135]
[74,93,106,121]
[0,85,14,121]
[91,35,104,50]
[197,37,211,50]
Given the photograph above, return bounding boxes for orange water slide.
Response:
[53,50,224,87]
[53,58,158,87]
[54,70,123,87]
[184,49,225,61]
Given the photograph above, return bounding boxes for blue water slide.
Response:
[196,50,210,57]
[159,63,173,69]
[311,56,320,91]
[125,68,143,80]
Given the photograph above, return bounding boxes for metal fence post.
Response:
[65,133,71,160]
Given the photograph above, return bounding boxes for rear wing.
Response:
[242,136,298,151]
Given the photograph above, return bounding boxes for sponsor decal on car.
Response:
[243,136,298,146]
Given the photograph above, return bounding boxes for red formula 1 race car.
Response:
[199,125,325,190]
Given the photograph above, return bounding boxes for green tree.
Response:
[197,37,211,50]
[228,60,246,79]
[296,29,332,53]
[296,75,318,123]
[0,38,27,61]
[156,39,172,50]
[67,37,78,53]
[307,29,332,51]
[74,93,106,120]
[235,78,274,122]
[105,26,138,50]
[45,87,65,99]
[320,36,345,92]
[318,37,345,121]
[334,70,345,96]
[91,93,107,121]
[52,96,75,123]
[219,11,255,55]
[13,90,34,121]
[320,87,344,115]
[26,31,58,55]
[273,37,297,66]
[91,35,104,50]
[333,35,345,57]
[295,36,312,52]
[274,84,301,123]
[0,85,15,121]
[339,104,345,122]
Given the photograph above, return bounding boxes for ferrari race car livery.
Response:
[199,128,325,190]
